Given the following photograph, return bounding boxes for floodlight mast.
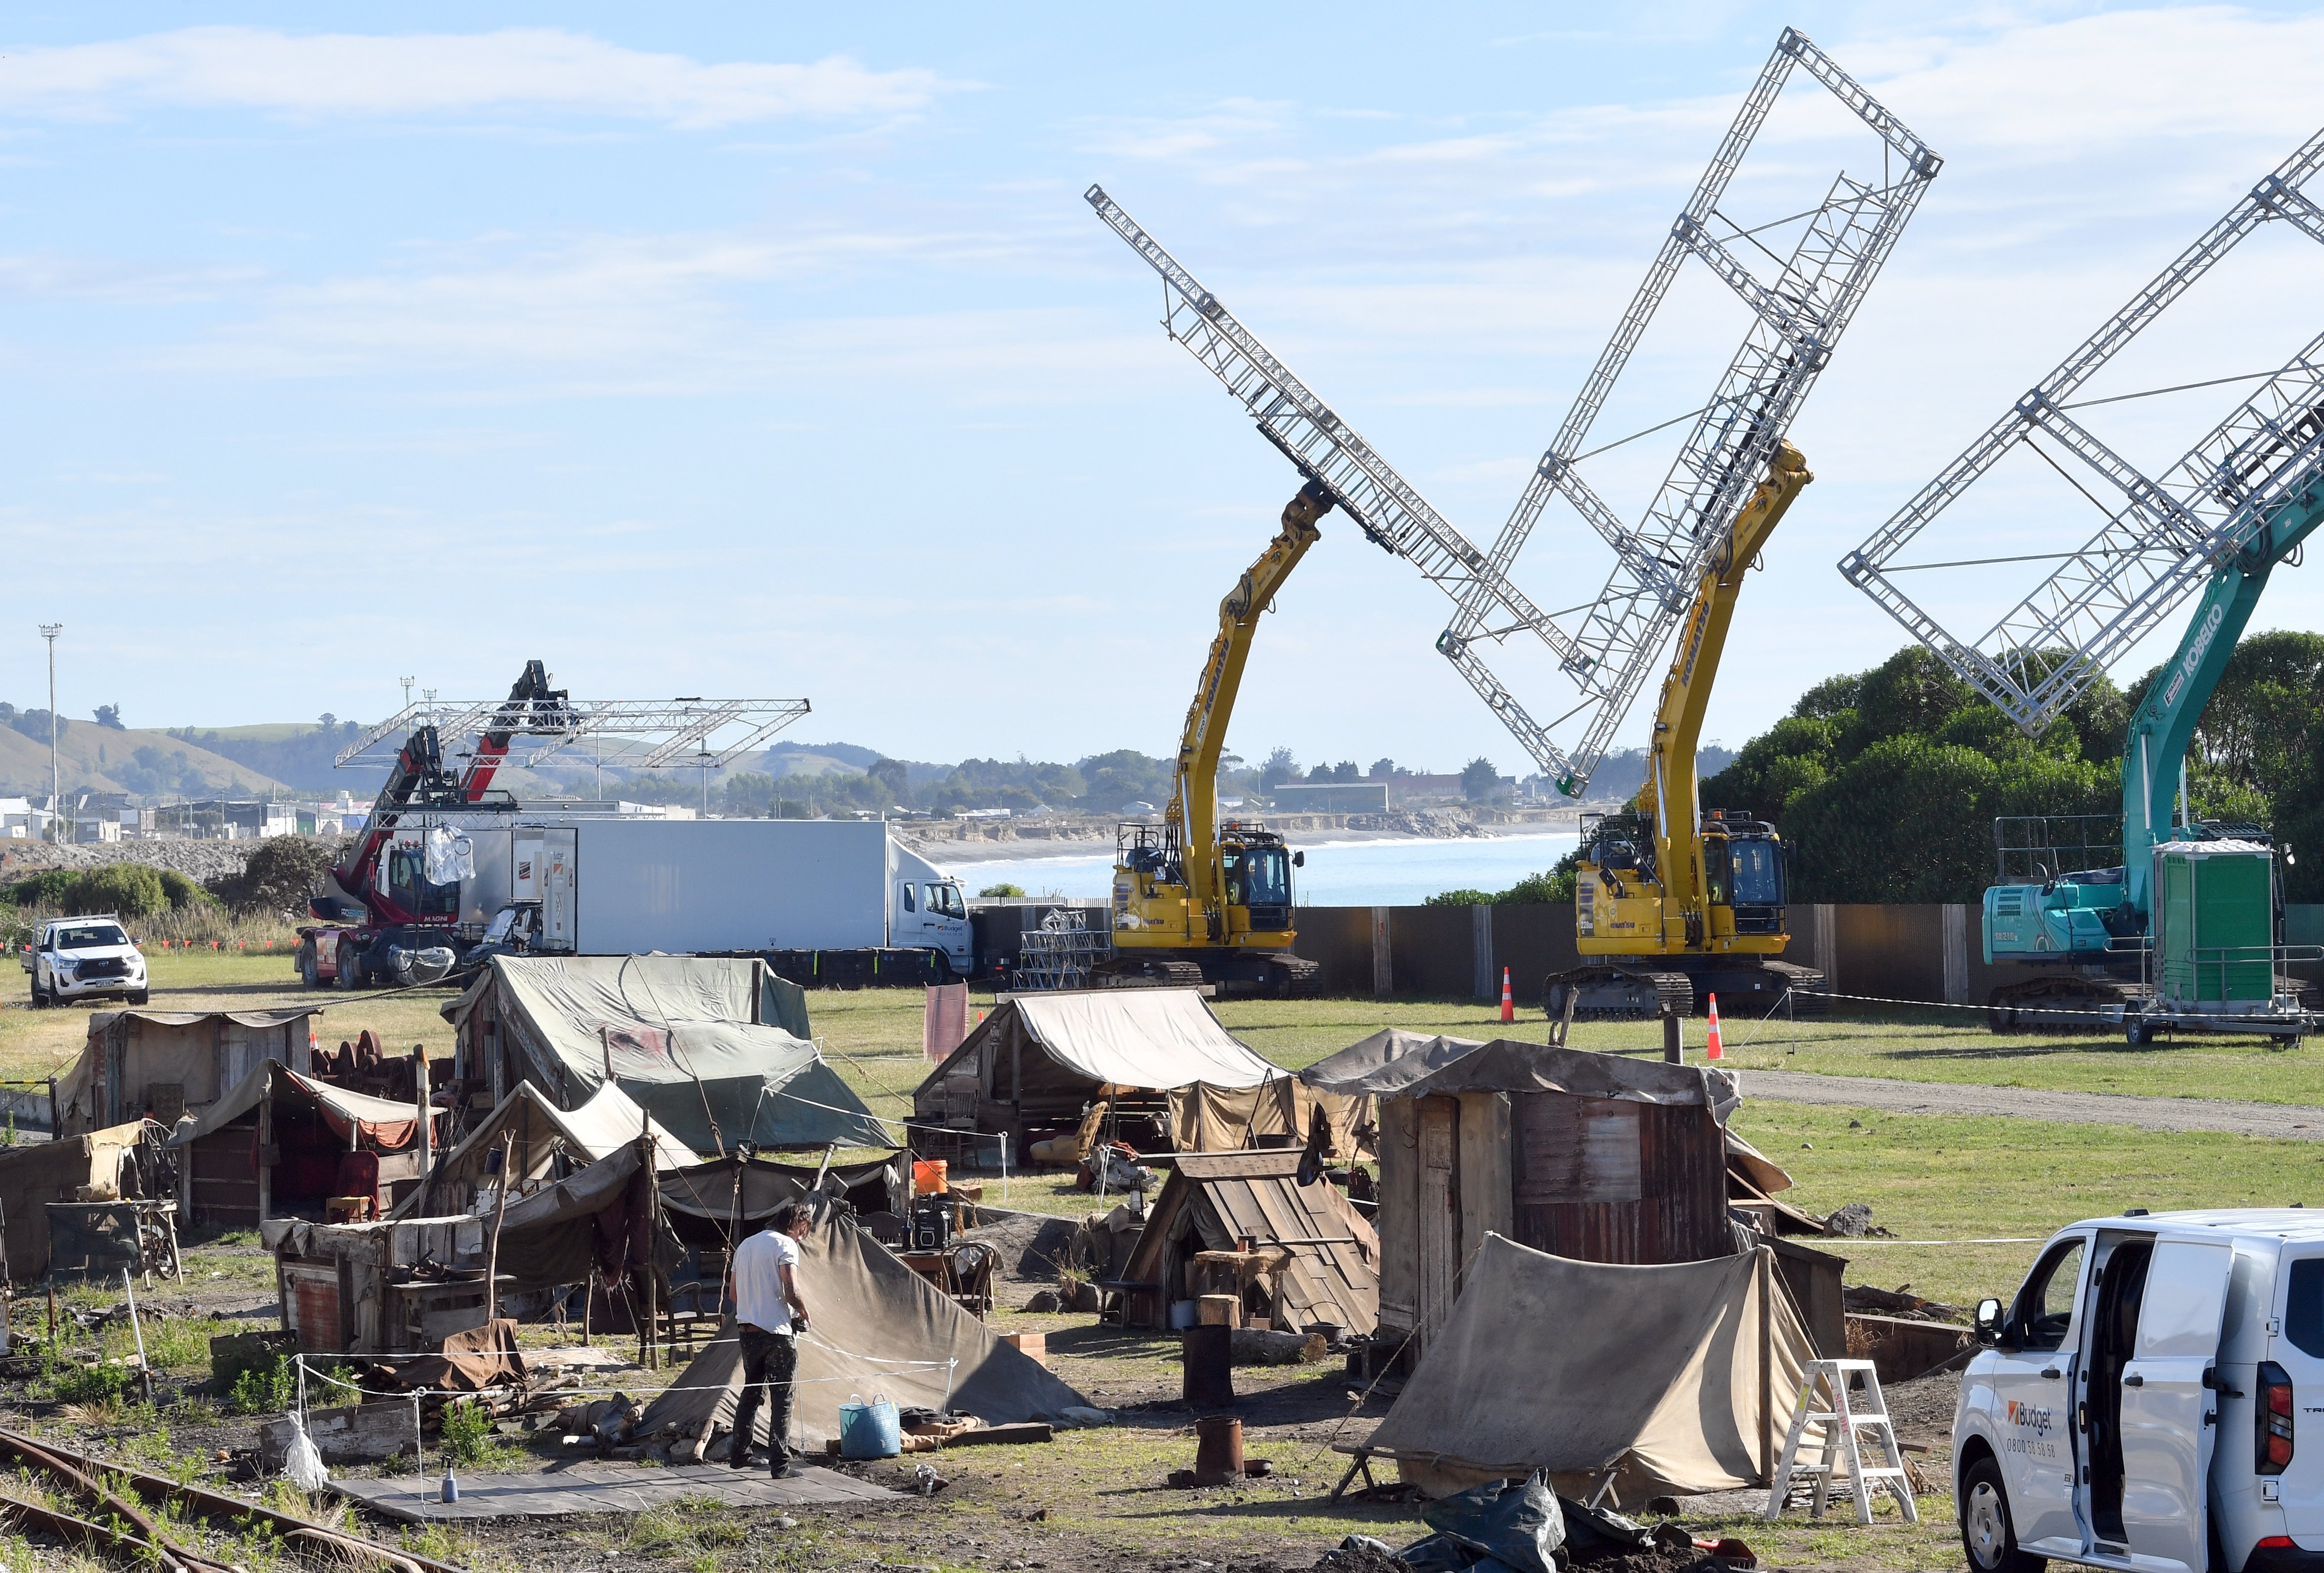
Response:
[1084,186,1593,790]
[1441,28,1940,794]
[1841,129,2324,735]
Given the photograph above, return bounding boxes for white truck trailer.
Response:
[300,814,972,986]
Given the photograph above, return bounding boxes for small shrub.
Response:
[227,1355,295,1416]
[46,1359,134,1407]
[67,862,168,920]
[438,1399,495,1467]
[977,882,1025,899]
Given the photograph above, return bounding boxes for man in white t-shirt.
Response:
[727,1198,815,1478]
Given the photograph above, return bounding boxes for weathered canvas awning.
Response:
[1301,1029,1738,1119]
[171,1060,428,1150]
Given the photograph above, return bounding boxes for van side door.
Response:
[1987,1234,2091,1554]
[2115,1238,2234,1572]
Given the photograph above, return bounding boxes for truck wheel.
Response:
[299,945,319,988]
[128,990,149,1005]
[1959,1456,2039,1573]
[27,982,45,1009]
[337,953,362,990]
[2125,1017,2151,1047]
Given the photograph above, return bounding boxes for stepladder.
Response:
[1765,1359,1918,1526]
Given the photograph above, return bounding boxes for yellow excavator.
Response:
[1546,443,1826,1019]
[1098,481,1331,998]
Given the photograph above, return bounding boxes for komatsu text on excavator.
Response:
[1552,444,1824,1018]
[1099,482,1331,998]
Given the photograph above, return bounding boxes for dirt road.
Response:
[1743,1067,2324,1141]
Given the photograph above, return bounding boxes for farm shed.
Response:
[913,988,1318,1159]
[169,1061,437,1227]
[56,1008,321,1137]
[0,1119,152,1280]
[267,1143,659,1355]
[1116,1149,1379,1335]
[441,954,878,1154]
[1358,1234,1815,1506]
[1301,1031,1745,1361]
[390,1081,696,1219]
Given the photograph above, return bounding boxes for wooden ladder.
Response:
[1764,1358,1918,1526]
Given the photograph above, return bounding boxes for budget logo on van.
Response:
[2006,1400,2054,1436]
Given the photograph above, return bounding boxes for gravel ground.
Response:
[1740,1066,2324,1141]
[0,837,264,884]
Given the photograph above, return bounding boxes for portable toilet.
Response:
[2151,838,2276,1009]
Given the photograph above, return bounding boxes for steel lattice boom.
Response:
[1086,184,1596,786]
[1441,28,1940,792]
[1842,130,2324,734]
[333,696,812,771]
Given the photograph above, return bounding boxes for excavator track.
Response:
[1089,956,1209,990]
[1544,966,1695,1021]
[1987,974,2145,1034]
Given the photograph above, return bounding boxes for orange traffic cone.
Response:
[1499,967,1514,1024]
[1705,993,1725,1060]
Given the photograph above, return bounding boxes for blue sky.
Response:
[8,4,2324,782]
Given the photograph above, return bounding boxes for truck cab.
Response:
[1956,1209,2324,1573]
[892,844,973,978]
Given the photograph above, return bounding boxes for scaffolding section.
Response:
[1013,908,1114,992]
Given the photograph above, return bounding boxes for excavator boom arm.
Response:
[1172,482,1332,914]
[1636,444,1813,903]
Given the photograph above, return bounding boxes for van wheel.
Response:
[1960,1456,2041,1573]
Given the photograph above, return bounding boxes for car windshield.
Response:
[56,924,129,951]
[1730,838,1783,906]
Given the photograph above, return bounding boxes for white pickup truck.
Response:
[1957,1208,2324,1573]
[21,913,148,1006]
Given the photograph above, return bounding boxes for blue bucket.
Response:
[838,1393,901,1460]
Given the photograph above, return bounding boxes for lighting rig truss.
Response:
[333,696,813,772]
[1841,128,2324,735]
[1086,186,1593,777]
[1441,28,1938,792]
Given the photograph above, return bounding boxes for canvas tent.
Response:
[1118,1149,1380,1335]
[170,1061,438,1226]
[914,988,1319,1159]
[442,955,883,1155]
[1301,1031,1748,1362]
[1358,1234,1814,1506]
[0,1120,152,1280]
[657,1151,911,1250]
[390,1082,696,1219]
[57,1008,321,1137]
[638,1206,1088,1454]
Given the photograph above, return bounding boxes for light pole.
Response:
[398,675,416,713]
[37,625,61,844]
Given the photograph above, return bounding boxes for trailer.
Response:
[299,814,972,987]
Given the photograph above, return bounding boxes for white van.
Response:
[21,913,148,1006]
[1956,1209,2324,1573]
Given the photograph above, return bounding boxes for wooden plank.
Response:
[1174,1151,1303,1180]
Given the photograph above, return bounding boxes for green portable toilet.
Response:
[2152,839,2276,1006]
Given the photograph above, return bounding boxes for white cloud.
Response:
[0,27,950,127]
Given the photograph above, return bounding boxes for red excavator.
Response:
[296,661,571,988]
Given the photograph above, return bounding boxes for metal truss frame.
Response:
[1086,183,1595,783]
[1441,28,1940,790]
[1842,130,2324,735]
[333,697,812,771]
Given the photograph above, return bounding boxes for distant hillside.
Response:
[164,721,386,797]
[0,719,294,799]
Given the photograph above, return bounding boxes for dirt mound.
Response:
[958,1210,1081,1283]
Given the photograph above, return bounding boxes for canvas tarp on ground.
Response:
[1300,1029,1739,1120]
[444,955,881,1154]
[57,1008,320,1137]
[0,1120,146,1281]
[393,1084,696,1219]
[1361,1234,1814,1505]
[637,1208,1088,1451]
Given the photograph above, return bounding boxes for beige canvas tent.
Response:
[1357,1234,1815,1506]
[170,1061,437,1226]
[57,1008,321,1136]
[0,1120,151,1280]
[914,988,1344,1161]
[638,1205,1088,1454]
[1301,1031,1749,1363]
[392,1082,696,1219]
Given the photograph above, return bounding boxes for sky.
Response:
[8,3,2324,785]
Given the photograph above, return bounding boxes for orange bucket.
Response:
[912,1159,949,1196]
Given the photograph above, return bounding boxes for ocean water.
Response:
[944,830,1580,909]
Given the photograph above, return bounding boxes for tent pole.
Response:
[484,1135,514,1323]
[1758,1247,1773,1482]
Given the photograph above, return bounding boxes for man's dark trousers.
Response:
[730,1325,797,1470]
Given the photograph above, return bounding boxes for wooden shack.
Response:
[56,1008,321,1136]
[1116,1150,1379,1336]
[1301,1032,1745,1361]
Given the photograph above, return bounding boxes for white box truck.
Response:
[299,814,972,986]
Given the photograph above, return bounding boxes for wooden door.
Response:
[1417,1096,1461,1344]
